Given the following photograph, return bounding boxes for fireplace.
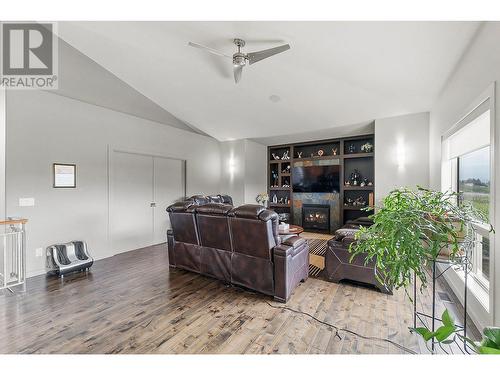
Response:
[302,204,330,232]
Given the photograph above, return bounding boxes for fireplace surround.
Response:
[302,204,330,232]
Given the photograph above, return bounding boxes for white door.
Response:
[153,157,185,244]
[111,151,154,253]
[111,151,185,254]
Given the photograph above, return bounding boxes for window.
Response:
[442,102,492,290]
[457,146,491,284]
[458,146,490,220]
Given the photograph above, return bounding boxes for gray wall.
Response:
[374,112,430,203]
[6,90,221,277]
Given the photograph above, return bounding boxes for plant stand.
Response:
[412,255,473,354]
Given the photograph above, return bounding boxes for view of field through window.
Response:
[458,146,490,219]
[458,146,490,281]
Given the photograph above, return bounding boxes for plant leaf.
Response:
[434,325,455,342]
[482,327,500,348]
[441,310,455,328]
[410,327,435,341]
[478,346,500,354]
[457,334,479,350]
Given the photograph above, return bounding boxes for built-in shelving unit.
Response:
[267,134,375,230]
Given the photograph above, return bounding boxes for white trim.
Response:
[0,88,5,222]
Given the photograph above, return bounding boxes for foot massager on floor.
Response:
[46,241,94,277]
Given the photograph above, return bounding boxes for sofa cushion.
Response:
[196,204,232,252]
[207,195,224,203]
[166,200,196,213]
[195,203,232,216]
[229,204,266,219]
[188,195,211,205]
[219,194,233,205]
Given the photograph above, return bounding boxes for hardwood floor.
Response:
[0,243,478,354]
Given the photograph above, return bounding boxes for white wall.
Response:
[429,22,500,328]
[374,112,430,202]
[219,140,245,206]
[244,140,267,204]
[220,139,267,206]
[6,90,221,277]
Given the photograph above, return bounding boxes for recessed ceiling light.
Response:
[269,94,281,103]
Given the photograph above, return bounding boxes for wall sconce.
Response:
[396,137,406,172]
[228,156,236,180]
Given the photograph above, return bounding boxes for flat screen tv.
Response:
[292,165,340,193]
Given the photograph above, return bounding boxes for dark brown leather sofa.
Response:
[324,217,391,294]
[167,199,309,302]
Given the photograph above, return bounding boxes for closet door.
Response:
[153,157,185,244]
[111,151,154,253]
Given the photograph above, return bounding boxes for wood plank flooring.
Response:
[0,241,478,354]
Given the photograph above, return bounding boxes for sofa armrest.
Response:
[167,229,176,267]
[273,237,309,302]
[282,236,306,248]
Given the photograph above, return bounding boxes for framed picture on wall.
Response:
[53,163,76,188]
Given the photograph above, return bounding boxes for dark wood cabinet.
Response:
[267,134,375,230]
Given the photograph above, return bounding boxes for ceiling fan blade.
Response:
[246,44,290,65]
[188,42,232,58]
[233,65,243,83]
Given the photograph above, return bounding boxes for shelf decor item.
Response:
[297,152,303,158]
[368,192,374,207]
[332,148,338,156]
[272,153,280,160]
[255,192,269,207]
[350,169,361,186]
[354,196,366,206]
[361,142,373,153]
[271,170,279,187]
[272,194,278,204]
[347,143,356,154]
[317,149,324,157]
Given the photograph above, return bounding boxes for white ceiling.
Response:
[57,21,481,142]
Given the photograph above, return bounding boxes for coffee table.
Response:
[278,224,304,236]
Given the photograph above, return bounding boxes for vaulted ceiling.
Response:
[56,21,481,141]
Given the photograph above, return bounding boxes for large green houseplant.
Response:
[348,186,497,354]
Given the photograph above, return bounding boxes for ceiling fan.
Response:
[188,38,290,83]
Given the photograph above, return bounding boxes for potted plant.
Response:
[412,310,500,354]
[256,192,269,207]
[349,186,496,353]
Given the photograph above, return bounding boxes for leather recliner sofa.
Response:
[167,201,309,302]
[324,217,391,294]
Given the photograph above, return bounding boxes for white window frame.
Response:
[440,83,496,329]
